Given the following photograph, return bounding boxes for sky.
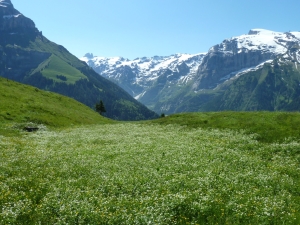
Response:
[12,0,300,59]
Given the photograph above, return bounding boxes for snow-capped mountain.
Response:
[195,29,300,89]
[83,29,300,114]
[81,53,204,80]
[81,53,205,97]
[218,29,299,54]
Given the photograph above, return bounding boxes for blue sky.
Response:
[12,0,300,59]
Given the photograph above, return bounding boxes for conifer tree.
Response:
[95,100,106,115]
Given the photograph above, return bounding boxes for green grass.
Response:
[148,111,300,143]
[0,123,299,224]
[41,55,87,84]
[29,37,87,69]
[28,37,88,84]
[0,77,113,136]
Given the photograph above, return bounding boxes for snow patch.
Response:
[218,59,273,84]
[134,91,146,100]
[235,60,273,77]
[0,0,10,7]
[290,32,300,39]
[3,14,22,19]
[214,29,300,56]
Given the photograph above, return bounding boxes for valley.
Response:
[1,0,300,224]
[1,77,299,224]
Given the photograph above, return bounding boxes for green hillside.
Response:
[0,77,113,136]
[28,36,91,82]
[37,54,87,84]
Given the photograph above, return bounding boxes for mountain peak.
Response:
[0,0,38,43]
[84,53,94,59]
[248,28,281,35]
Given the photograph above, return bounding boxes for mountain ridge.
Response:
[83,28,300,114]
[81,52,206,97]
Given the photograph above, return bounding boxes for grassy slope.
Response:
[0,77,113,136]
[40,55,87,84]
[147,111,300,143]
[29,37,85,69]
[28,38,87,84]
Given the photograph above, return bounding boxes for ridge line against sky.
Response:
[12,0,300,59]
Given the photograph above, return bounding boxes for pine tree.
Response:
[95,100,106,116]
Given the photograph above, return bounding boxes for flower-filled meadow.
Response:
[1,123,299,224]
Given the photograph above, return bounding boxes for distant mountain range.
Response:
[0,0,158,121]
[82,29,300,114]
[81,53,205,97]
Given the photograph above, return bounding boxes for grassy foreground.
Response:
[1,121,300,224]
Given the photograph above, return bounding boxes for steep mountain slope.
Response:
[194,29,300,90]
[0,0,157,120]
[207,60,300,111]
[84,29,300,114]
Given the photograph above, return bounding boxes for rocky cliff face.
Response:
[0,0,39,47]
[194,29,300,90]
[194,44,275,89]
[0,46,51,80]
[0,0,36,31]
[0,0,47,80]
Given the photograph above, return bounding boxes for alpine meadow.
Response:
[1,111,300,224]
[1,0,300,224]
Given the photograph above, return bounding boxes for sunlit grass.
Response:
[148,111,300,143]
[0,77,112,136]
[41,55,87,84]
[1,123,299,224]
